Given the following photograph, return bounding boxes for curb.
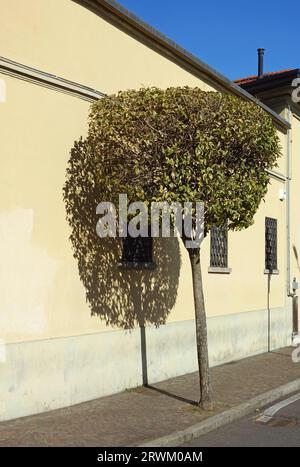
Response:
[139,378,300,447]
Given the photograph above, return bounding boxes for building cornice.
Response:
[0,56,105,102]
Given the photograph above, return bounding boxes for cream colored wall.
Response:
[276,126,287,175]
[0,73,197,343]
[0,72,287,344]
[291,114,300,283]
[203,177,286,315]
[172,174,286,322]
[0,75,91,343]
[0,0,288,345]
[0,0,217,345]
[0,0,215,94]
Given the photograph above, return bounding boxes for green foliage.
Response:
[65,87,281,234]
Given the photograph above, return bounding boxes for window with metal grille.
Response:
[120,224,155,269]
[122,235,153,264]
[265,217,277,272]
[210,226,228,268]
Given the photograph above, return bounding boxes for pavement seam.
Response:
[139,378,300,447]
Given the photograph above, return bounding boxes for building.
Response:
[235,62,300,340]
[0,0,297,421]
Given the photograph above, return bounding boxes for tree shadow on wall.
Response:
[74,234,181,384]
[85,236,181,385]
[63,141,181,388]
[78,235,181,330]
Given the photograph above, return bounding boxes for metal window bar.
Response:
[122,224,153,264]
[265,217,277,271]
[210,226,228,268]
[122,236,153,263]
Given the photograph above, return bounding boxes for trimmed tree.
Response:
[64,87,281,409]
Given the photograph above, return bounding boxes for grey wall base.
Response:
[0,306,292,422]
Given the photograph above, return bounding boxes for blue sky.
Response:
[118,0,299,80]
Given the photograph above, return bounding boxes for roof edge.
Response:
[73,0,290,130]
[235,69,300,86]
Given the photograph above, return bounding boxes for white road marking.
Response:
[256,392,300,423]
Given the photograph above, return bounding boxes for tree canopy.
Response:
[65,87,281,237]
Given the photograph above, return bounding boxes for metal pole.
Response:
[293,295,299,335]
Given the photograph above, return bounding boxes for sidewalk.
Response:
[0,347,299,446]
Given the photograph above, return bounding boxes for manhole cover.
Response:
[256,416,298,427]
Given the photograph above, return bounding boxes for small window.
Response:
[210,226,228,269]
[265,217,277,272]
[119,227,155,269]
[122,236,153,263]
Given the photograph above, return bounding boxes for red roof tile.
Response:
[235,69,295,85]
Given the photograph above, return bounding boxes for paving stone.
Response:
[0,347,299,446]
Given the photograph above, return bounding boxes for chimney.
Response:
[257,48,265,78]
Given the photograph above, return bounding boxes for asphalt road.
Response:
[185,392,300,447]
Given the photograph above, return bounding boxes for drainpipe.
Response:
[286,105,295,297]
[286,104,292,298]
[286,105,299,343]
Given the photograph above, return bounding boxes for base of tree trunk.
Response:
[199,400,214,411]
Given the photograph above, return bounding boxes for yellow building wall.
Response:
[0,0,215,94]
[203,178,286,315]
[0,73,288,345]
[0,0,288,345]
[291,114,300,284]
[276,127,288,176]
[0,1,292,421]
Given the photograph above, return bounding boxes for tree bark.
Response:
[188,248,213,410]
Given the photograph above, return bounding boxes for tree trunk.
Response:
[188,248,213,410]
